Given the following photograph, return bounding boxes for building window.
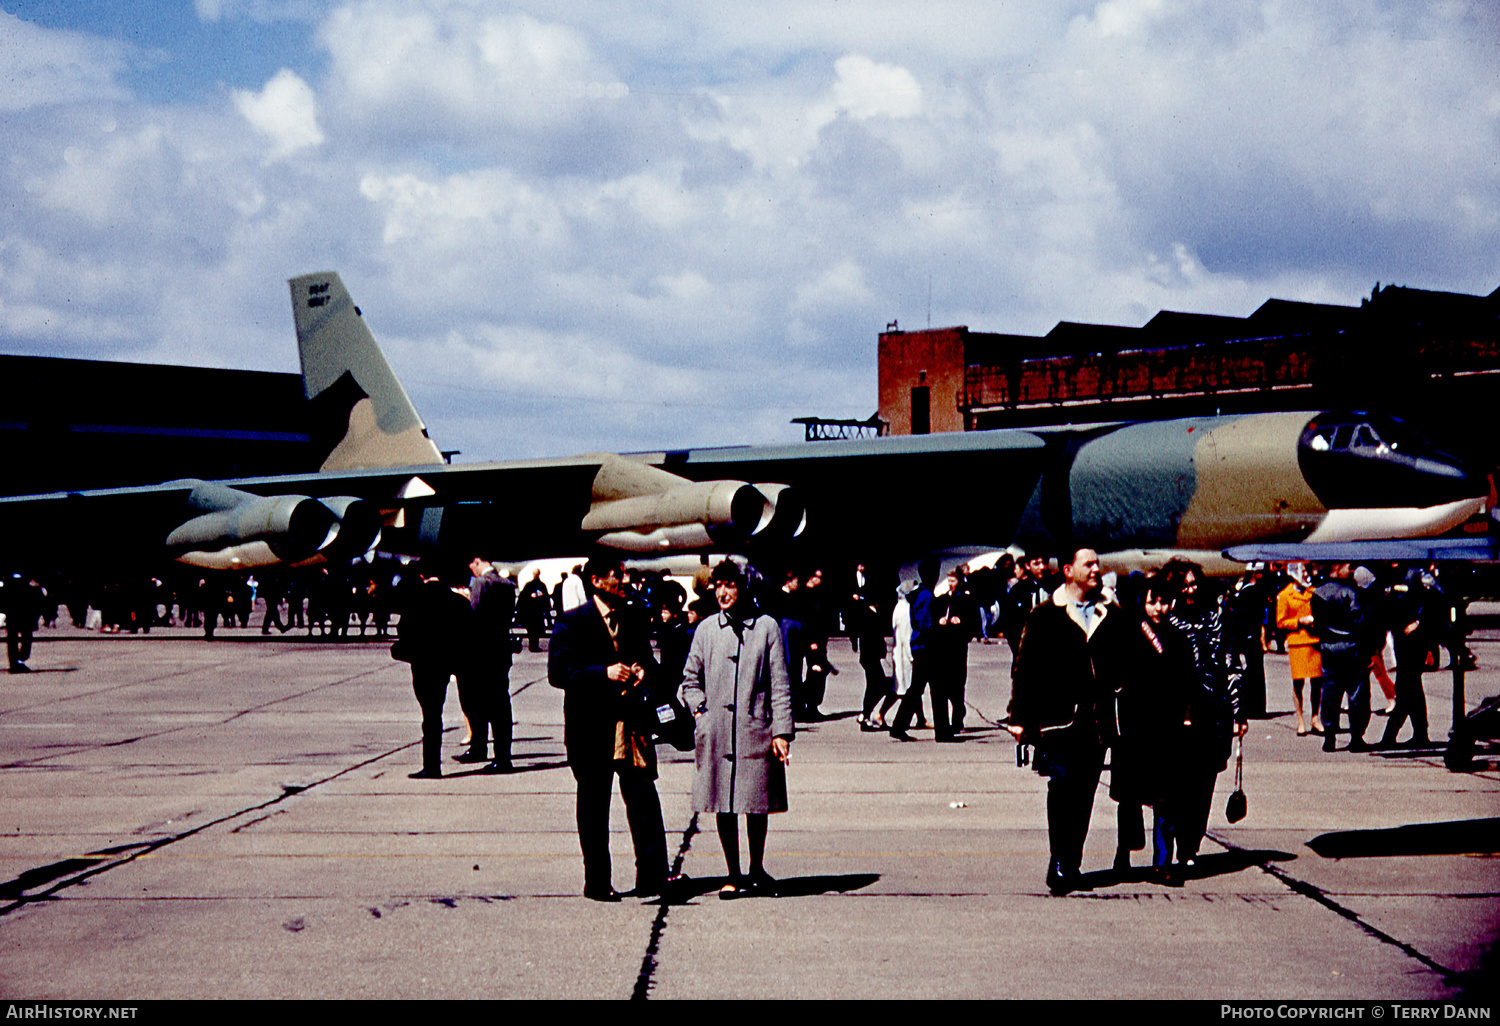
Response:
[911,386,930,435]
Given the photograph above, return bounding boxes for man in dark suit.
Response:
[930,566,979,736]
[1007,547,1129,894]
[1312,562,1376,753]
[395,563,472,779]
[2,573,42,673]
[456,558,516,773]
[548,556,670,901]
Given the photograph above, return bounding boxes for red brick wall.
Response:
[878,327,967,434]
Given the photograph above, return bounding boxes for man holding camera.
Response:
[548,556,670,901]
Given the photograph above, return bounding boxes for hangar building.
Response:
[877,282,1500,445]
[0,355,315,497]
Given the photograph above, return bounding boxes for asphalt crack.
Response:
[0,669,541,916]
[632,812,701,1001]
[0,741,417,917]
[1206,829,1466,990]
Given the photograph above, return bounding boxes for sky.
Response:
[2,0,1497,462]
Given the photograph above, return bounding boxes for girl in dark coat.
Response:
[1112,575,1194,881]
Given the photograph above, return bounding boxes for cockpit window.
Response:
[1299,412,1478,509]
[1309,422,1387,453]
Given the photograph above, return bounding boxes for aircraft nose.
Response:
[1298,414,1486,510]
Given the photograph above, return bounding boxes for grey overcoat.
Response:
[679,609,795,814]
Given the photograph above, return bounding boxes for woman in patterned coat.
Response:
[679,560,794,898]
[1158,558,1246,874]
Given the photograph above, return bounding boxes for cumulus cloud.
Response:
[0,10,131,112]
[317,0,627,143]
[0,0,1496,460]
[688,53,923,174]
[234,69,324,160]
[831,55,922,121]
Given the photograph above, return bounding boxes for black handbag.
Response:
[636,686,695,752]
[1225,737,1247,823]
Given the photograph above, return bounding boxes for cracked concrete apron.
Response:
[0,629,1495,999]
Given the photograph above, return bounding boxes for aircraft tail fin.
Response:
[289,272,445,473]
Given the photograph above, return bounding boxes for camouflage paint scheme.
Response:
[0,273,1484,574]
[292,274,445,473]
[1059,413,1327,551]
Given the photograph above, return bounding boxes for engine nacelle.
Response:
[165,482,340,569]
[583,480,773,552]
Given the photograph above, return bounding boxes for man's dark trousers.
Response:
[1320,651,1371,748]
[410,665,450,774]
[1038,730,1104,873]
[891,650,953,737]
[571,760,667,894]
[7,628,33,671]
[1381,639,1430,744]
[456,665,513,764]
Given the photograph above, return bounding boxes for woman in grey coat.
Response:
[680,560,794,898]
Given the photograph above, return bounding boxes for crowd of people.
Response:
[1005,550,1465,894]
[0,563,409,648]
[2,546,1471,904]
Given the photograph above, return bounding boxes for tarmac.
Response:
[0,620,1496,1001]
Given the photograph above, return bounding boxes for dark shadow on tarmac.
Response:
[1077,848,1298,892]
[0,858,106,899]
[1307,817,1500,859]
[1366,740,1450,758]
[7,666,80,674]
[655,873,881,904]
[772,873,882,897]
[35,631,395,644]
[806,710,860,724]
[0,838,164,900]
[444,760,570,778]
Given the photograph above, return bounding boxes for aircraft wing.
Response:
[0,456,601,570]
[0,270,1487,577]
[636,430,1051,559]
[0,429,1053,570]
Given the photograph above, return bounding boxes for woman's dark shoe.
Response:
[743,870,777,897]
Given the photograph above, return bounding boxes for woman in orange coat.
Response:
[1276,563,1323,736]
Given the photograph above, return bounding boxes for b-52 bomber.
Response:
[0,272,1489,576]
